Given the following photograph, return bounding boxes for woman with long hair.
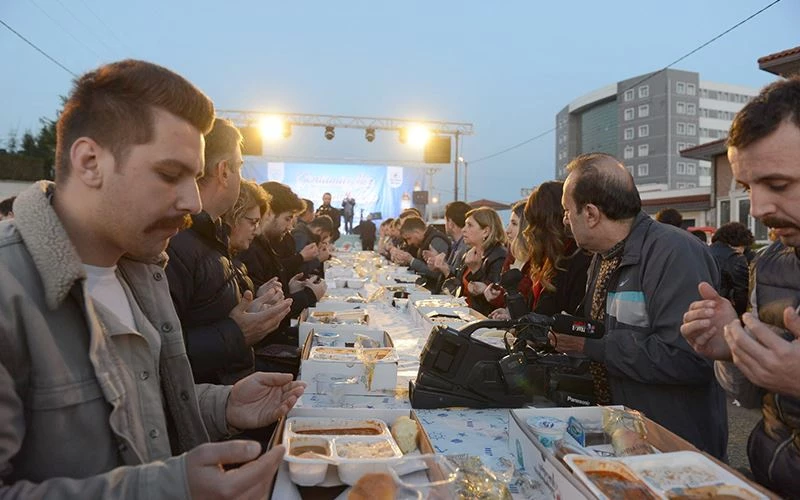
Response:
[459,207,507,315]
[523,180,591,316]
[484,201,534,318]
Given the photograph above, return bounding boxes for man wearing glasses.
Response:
[166,119,291,385]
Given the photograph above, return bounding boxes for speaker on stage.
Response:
[413,191,429,205]
[240,127,263,156]
[424,136,451,164]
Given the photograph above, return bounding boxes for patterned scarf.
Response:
[587,239,626,406]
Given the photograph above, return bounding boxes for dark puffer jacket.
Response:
[709,241,749,316]
[238,233,318,346]
[461,243,507,316]
[744,241,800,496]
[166,211,253,385]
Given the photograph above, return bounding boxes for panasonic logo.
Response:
[566,395,591,406]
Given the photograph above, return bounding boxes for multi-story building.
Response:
[555,69,758,191]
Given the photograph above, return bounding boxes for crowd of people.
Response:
[0,58,798,498]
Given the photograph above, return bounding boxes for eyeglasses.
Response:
[242,216,260,227]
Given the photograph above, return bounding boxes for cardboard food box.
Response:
[508,406,778,499]
[270,408,437,500]
[298,307,371,346]
[299,329,398,396]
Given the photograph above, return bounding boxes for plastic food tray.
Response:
[282,417,403,486]
[565,451,768,500]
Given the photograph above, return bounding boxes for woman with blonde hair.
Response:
[459,206,507,315]
[225,180,271,293]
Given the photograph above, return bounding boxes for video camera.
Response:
[409,311,604,409]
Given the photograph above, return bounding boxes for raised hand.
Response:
[680,282,738,360]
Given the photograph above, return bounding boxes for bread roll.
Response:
[391,415,419,454]
[348,473,396,500]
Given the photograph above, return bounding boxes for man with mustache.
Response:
[166,118,291,385]
[0,60,304,498]
[681,76,800,496]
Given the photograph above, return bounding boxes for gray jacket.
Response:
[0,182,232,499]
[583,212,728,459]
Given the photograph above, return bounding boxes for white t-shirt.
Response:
[83,264,137,331]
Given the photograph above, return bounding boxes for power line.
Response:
[53,0,118,57]
[0,18,77,77]
[469,0,784,166]
[75,0,137,55]
[28,0,104,60]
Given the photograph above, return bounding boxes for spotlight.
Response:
[365,128,376,142]
[324,126,335,140]
[399,127,408,144]
[259,116,285,140]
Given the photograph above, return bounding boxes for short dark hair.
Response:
[729,76,800,150]
[260,181,304,215]
[400,216,426,233]
[309,214,333,233]
[566,153,641,220]
[655,208,683,227]
[0,196,15,216]
[445,201,471,228]
[712,222,754,247]
[56,59,214,183]
[302,198,314,214]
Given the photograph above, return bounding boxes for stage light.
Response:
[324,126,335,140]
[398,127,408,144]
[431,196,439,204]
[407,124,431,148]
[365,128,376,142]
[259,116,286,141]
[413,181,422,192]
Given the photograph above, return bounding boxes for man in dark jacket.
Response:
[682,77,800,496]
[292,215,333,275]
[393,216,450,290]
[315,192,341,241]
[558,152,727,459]
[353,214,377,251]
[709,222,751,316]
[166,119,291,384]
[240,182,326,371]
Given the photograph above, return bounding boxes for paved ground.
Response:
[726,397,762,477]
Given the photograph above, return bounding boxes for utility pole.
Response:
[453,131,459,201]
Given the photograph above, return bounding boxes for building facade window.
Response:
[677,102,686,114]
[626,165,634,176]
[624,89,634,101]
[677,122,686,135]
[687,103,696,115]
[677,142,686,153]
[638,163,649,176]
[687,123,696,135]
[687,163,696,175]
[638,104,649,118]
[624,146,634,159]
[624,108,634,121]
[638,125,649,137]
[686,83,696,96]
[639,85,649,98]
[676,162,686,174]
[624,127,634,140]
[676,82,686,94]
[638,144,649,157]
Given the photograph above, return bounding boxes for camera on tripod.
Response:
[409,308,604,409]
